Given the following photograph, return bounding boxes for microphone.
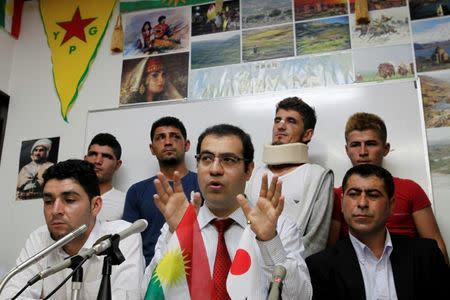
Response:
[267,265,287,300]
[27,219,148,285]
[0,224,87,293]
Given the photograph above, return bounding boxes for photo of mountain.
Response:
[419,72,450,128]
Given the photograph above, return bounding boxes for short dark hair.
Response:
[276,97,317,130]
[342,164,394,199]
[158,15,166,23]
[345,112,387,143]
[196,124,254,171]
[88,133,122,159]
[150,116,187,141]
[43,159,100,200]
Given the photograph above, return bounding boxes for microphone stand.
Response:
[96,234,125,300]
[70,257,84,300]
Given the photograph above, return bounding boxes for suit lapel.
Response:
[335,237,366,299]
[390,234,412,300]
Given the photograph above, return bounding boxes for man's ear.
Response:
[91,196,103,217]
[149,143,155,155]
[245,161,255,181]
[383,142,390,157]
[115,159,122,171]
[301,128,314,143]
[185,139,191,152]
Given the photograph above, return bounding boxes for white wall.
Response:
[1,1,449,274]
[0,29,15,93]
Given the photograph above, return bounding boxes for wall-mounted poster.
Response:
[120,52,189,104]
[123,6,190,58]
[349,0,406,12]
[412,16,450,73]
[419,71,450,128]
[294,0,348,22]
[191,0,240,36]
[16,137,60,201]
[409,0,450,20]
[242,0,292,29]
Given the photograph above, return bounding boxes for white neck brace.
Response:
[263,143,309,165]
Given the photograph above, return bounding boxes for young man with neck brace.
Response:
[246,97,333,258]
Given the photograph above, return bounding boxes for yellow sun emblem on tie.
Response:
[153,248,188,287]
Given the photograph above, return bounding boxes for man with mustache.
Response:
[84,133,125,221]
[306,164,450,300]
[3,159,144,299]
[123,116,200,265]
[246,97,333,257]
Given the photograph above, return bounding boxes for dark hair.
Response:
[196,124,254,171]
[342,164,394,199]
[150,116,187,141]
[43,159,100,200]
[88,133,122,160]
[345,112,387,143]
[158,15,166,23]
[141,21,151,32]
[276,97,317,130]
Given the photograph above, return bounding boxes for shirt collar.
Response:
[197,204,247,229]
[80,219,101,250]
[349,229,393,261]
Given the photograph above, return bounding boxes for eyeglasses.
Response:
[195,153,248,168]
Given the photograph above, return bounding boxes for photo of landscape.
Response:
[412,17,450,72]
[296,15,350,56]
[241,0,292,29]
[242,24,294,62]
[349,7,411,48]
[353,44,414,82]
[409,0,450,20]
[191,31,241,69]
[419,71,450,128]
[294,0,348,21]
[349,0,406,12]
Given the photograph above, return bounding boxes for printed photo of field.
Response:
[419,71,450,128]
[349,7,411,48]
[191,31,241,69]
[242,24,294,62]
[296,15,350,56]
[241,0,292,29]
[412,17,450,73]
[294,0,348,21]
[191,0,240,36]
[349,0,406,12]
[353,44,415,82]
[409,0,450,20]
[427,127,450,175]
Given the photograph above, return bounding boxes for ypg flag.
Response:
[40,0,116,121]
[145,204,213,300]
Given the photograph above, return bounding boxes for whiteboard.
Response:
[85,79,432,199]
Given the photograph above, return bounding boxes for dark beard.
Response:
[271,141,284,146]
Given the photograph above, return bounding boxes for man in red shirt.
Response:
[328,112,448,264]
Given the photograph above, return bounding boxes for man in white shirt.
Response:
[306,164,450,300]
[85,133,125,221]
[145,124,312,299]
[246,97,333,257]
[2,159,145,299]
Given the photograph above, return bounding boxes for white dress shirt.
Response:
[349,230,398,300]
[145,205,312,300]
[98,187,126,221]
[1,219,145,300]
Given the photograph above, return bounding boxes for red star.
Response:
[57,7,97,45]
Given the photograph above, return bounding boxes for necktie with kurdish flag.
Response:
[40,0,116,121]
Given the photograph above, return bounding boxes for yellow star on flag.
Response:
[40,0,116,121]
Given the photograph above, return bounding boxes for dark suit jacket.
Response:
[305,233,450,300]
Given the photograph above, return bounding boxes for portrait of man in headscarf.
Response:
[120,52,189,104]
[16,137,60,200]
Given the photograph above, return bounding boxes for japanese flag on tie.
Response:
[226,225,257,299]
